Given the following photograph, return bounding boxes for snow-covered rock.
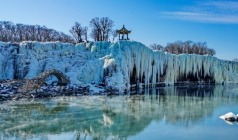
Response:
[219,112,238,122]
[1,41,238,92]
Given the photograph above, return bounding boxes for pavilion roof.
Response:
[116,25,131,34]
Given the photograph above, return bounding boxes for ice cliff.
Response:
[1,41,238,91]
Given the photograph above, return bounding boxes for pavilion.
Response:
[116,25,131,40]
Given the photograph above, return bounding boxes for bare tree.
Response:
[90,17,101,41]
[90,28,98,42]
[112,30,117,42]
[207,48,216,56]
[83,26,88,42]
[70,22,84,43]
[150,43,163,51]
[90,17,114,41]
[100,17,114,41]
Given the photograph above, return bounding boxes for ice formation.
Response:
[0,41,238,91]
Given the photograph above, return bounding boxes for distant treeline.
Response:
[150,41,216,56]
[0,17,115,43]
[0,21,73,43]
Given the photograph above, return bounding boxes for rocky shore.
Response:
[0,80,120,102]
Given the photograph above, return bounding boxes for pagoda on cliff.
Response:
[116,25,131,40]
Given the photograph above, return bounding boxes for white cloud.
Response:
[162,1,238,24]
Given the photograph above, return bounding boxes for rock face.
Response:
[0,79,120,101]
[1,41,238,91]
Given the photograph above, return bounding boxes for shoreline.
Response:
[1,79,231,102]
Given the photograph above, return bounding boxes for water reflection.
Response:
[1,85,238,139]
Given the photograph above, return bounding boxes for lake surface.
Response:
[1,85,238,140]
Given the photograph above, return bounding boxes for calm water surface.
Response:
[1,85,238,140]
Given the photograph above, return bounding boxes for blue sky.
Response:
[0,0,237,60]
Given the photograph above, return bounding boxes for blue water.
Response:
[0,85,238,140]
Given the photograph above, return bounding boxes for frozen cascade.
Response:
[105,41,238,90]
[0,42,18,79]
[0,41,238,92]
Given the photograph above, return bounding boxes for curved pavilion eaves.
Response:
[116,25,131,40]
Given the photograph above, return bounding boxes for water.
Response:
[1,85,238,140]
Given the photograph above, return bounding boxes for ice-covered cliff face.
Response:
[104,41,238,90]
[1,41,238,91]
[0,41,110,85]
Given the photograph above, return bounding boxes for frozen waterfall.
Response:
[0,41,238,91]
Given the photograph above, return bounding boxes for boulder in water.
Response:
[219,112,238,122]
